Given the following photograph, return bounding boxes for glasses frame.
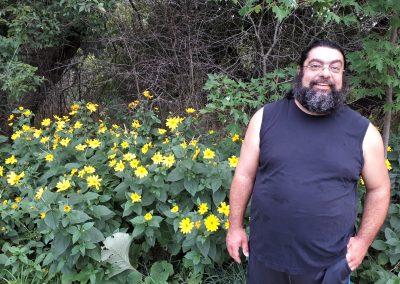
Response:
[303,62,345,74]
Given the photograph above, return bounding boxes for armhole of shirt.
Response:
[258,100,283,148]
[359,118,370,170]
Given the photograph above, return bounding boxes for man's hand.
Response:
[346,236,369,271]
[226,228,249,263]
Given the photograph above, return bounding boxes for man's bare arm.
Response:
[226,107,263,263]
[346,123,391,271]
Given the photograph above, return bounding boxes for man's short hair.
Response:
[298,40,347,70]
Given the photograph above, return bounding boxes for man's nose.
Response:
[320,66,332,78]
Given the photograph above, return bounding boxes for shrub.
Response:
[0,98,241,282]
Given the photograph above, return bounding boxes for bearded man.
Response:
[226,40,390,284]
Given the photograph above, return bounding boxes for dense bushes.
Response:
[0,97,242,283]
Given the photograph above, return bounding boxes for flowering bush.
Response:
[0,98,242,282]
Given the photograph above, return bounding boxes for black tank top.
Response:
[249,97,370,274]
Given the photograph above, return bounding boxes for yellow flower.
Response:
[83,165,96,174]
[11,203,18,210]
[158,128,167,135]
[152,152,164,165]
[55,120,66,131]
[163,138,170,144]
[203,148,215,159]
[86,139,101,149]
[5,155,17,165]
[86,175,102,190]
[192,147,200,160]
[359,177,365,186]
[15,196,22,203]
[385,159,392,171]
[166,116,184,131]
[86,102,98,113]
[41,118,51,127]
[11,131,22,140]
[171,205,179,213]
[34,188,45,200]
[121,141,129,149]
[70,168,78,176]
[130,192,142,203]
[387,146,392,152]
[109,159,117,167]
[60,138,71,147]
[185,108,196,114]
[132,120,141,129]
[198,203,209,215]
[18,106,24,111]
[224,220,230,229]
[56,180,71,192]
[70,104,80,111]
[135,166,148,178]
[45,153,54,162]
[195,220,202,229]
[33,129,42,138]
[114,160,125,172]
[228,155,239,168]
[73,121,83,129]
[143,90,153,99]
[128,100,140,109]
[162,154,175,168]
[189,139,198,147]
[63,205,72,213]
[6,171,24,186]
[217,202,230,217]
[179,218,194,234]
[39,212,46,219]
[75,144,87,151]
[231,134,240,142]
[129,159,140,169]
[180,141,187,149]
[208,130,215,135]
[204,214,220,232]
[2,200,8,205]
[0,166,3,177]
[98,124,107,134]
[123,153,136,161]
[78,169,86,178]
[144,212,153,221]
[8,114,14,121]
[23,109,32,116]
[141,143,151,154]
[40,136,50,144]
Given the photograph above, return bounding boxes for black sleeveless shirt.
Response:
[249,97,370,274]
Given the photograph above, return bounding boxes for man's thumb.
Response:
[242,238,249,257]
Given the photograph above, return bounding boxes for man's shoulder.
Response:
[340,104,370,122]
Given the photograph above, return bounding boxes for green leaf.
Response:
[372,240,387,251]
[44,210,61,230]
[184,178,199,196]
[131,216,146,225]
[148,261,174,283]
[166,167,185,182]
[70,210,92,224]
[127,270,143,284]
[52,233,71,257]
[92,205,114,218]
[81,227,104,243]
[132,224,145,238]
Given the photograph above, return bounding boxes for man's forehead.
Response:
[305,46,344,64]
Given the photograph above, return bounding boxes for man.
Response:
[226,40,391,284]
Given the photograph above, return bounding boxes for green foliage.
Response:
[0,99,240,282]
[201,66,295,130]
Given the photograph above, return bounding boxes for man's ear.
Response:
[297,66,300,75]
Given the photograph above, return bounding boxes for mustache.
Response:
[309,79,335,88]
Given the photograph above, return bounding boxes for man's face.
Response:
[293,46,347,114]
[301,46,344,92]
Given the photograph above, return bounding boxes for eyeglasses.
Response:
[303,63,344,74]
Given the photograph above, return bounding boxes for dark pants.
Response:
[248,256,351,284]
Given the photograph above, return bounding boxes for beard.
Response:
[292,71,348,115]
